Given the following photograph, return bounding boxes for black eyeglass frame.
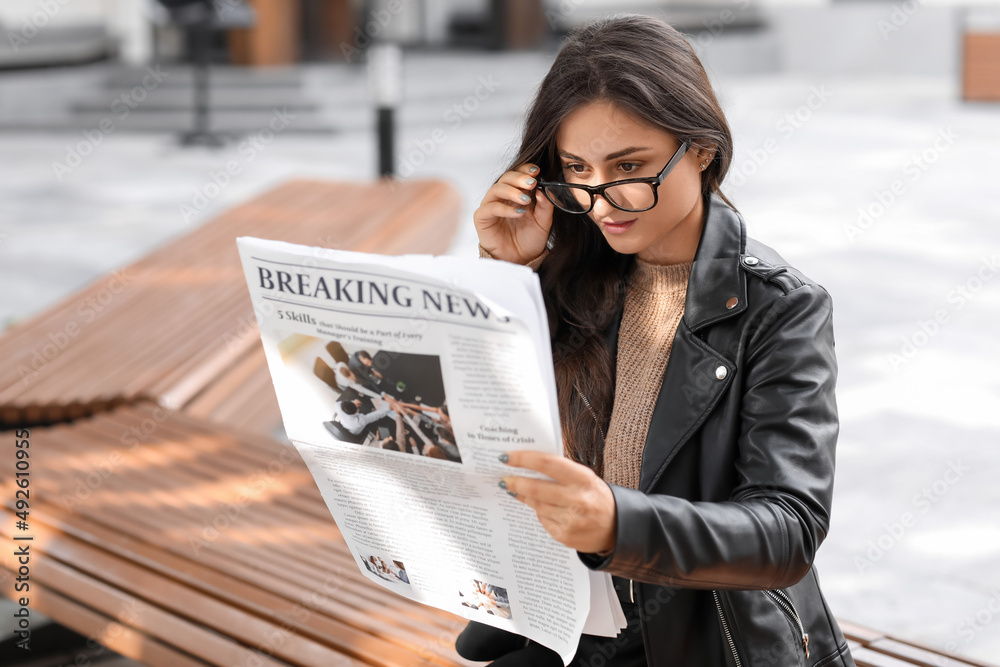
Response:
[538,140,692,214]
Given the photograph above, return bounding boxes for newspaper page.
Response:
[235,236,625,664]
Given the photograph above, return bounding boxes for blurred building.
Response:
[1,1,997,89]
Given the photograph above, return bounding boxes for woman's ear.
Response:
[695,142,717,164]
[693,142,718,171]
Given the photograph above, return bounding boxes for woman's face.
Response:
[553,99,712,264]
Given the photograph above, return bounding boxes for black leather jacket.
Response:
[575,191,855,666]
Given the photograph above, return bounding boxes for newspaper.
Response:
[236,236,627,664]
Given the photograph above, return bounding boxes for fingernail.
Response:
[514,207,526,214]
[506,490,518,498]
[498,453,509,463]
[498,479,508,489]
[528,166,538,173]
[519,193,531,203]
[525,177,536,185]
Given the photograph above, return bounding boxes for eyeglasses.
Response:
[538,140,690,214]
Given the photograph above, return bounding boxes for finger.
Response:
[498,168,540,192]
[501,476,572,508]
[478,170,535,208]
[492,182,536,209]
[513,162,541,178]
[477,200,527,223]
[501,450,593,486]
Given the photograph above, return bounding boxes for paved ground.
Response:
[1,46,999,663]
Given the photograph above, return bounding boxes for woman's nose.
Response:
[592,193,617,215]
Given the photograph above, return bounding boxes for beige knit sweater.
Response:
[603,257,691,489]
[478,244,692,489]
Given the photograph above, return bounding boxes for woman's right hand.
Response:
[474,163,554,264]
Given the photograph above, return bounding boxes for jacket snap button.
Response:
[716,366,728,380]
[744,256,759,265]
[726,297,738,309]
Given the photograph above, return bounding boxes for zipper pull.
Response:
[629,579,634,603]
[802,633,809,659]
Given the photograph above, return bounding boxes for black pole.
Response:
[193,24,210,137]
[369,42,401,180]
[378,106,395,178]
[490,0,505,50]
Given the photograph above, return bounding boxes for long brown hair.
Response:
[495,14,736,477]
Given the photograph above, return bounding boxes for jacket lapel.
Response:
[606,193,750,493]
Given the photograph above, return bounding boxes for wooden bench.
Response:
[1,404,474,666]
[1,404,991,667]
[0,178,462,431]
[0,176,476,665]
[840,619,995,667]
[1,177,994,667]
[182,343,284,438]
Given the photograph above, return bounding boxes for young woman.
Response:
[458,13,854,667]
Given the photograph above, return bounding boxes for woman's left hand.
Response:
[500,450,617,554]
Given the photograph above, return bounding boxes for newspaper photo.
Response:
[235,236,626,664]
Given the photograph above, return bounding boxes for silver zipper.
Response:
[712,590,743,667]
[764,589,810,659]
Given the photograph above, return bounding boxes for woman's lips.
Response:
[601,218,637,234]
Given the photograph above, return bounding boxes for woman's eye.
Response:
[563,162,641,176]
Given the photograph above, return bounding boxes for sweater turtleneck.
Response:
[602,256,693,490]
[477,243,693,490]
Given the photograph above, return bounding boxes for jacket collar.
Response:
[681,191,748,331]
[602,191,748,492]
[604,190,749,350]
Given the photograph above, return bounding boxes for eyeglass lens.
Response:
[545,182,655,213]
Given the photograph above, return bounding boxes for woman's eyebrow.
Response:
[558,146,653,162]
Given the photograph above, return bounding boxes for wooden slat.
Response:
[868,638,983,667]
[854,647,924,667]
[2,407,446,620]
[0,551,295,667]
[0,511,387,667]
[0,178,461,427]
[0,570,213,667]
[0,405,475,666]
[4,405,996,665]
[839,618,888,644]
[182,343,283,435]
[836,617,996,667]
